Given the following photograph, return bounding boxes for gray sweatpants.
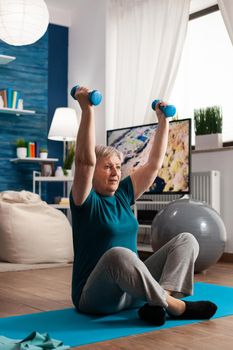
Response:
[79,232,199,314]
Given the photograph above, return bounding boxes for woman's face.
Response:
[93,155,121,196]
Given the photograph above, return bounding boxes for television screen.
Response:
[106,118,191,194]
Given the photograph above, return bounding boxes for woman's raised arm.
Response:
[72,87,96,206]
[130,102,169,200]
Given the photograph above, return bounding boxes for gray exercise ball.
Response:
[151,198,227,272]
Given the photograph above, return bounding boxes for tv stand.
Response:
[135,170,221,254]
[135,192,190,253]
[134,198,172,253]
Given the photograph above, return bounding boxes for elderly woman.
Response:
[70,87,217,326]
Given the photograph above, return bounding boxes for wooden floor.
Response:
[0,262,233,349]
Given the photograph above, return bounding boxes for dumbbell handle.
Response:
[70,85,102,106]
[151,99,176,118]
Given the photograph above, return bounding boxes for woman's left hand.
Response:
[155,101,167,122]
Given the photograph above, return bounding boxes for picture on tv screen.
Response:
[106,118,191,194]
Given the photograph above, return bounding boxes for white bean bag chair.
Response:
[0,190,73,264]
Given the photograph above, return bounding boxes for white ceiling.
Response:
[45,0,218,13]
[44,0,218,27]
[45,0,79,11]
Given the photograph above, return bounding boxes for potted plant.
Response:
[194,105,223,150]
[39,147,48,159]
[63,143,75,176]
[16,138,27,159]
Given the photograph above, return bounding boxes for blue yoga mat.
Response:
[0,282,233,347]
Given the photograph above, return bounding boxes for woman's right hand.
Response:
[155,101,167,122]
[75,86,92,111]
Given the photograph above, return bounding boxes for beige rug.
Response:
[0,262,72,272]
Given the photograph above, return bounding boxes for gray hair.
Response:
[95,145,123,163]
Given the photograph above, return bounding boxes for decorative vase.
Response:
[17,99,24,110]
[40,152,48,159]
[55,166,64,177]
[195,133,222,150]
[65,169,72,177]
[16,147,27,159]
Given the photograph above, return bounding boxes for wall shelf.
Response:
[33,175,73,182]
[33,171,73,211]
[49,204,70,209]
[137,243,153,253]
[0,107,35,116]
[0,54,16,64]
[10,157,59,163]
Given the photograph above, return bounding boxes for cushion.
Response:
[0,190,73,264]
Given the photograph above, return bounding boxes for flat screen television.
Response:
[106,118,191,194]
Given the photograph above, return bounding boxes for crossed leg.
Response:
[78,233,217,324]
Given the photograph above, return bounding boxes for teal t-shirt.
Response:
[70,176,139,306]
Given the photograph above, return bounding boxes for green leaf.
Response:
[194,105,222,135]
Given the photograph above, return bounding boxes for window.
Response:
[170,10,233,144]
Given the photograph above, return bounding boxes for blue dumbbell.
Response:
[70,85,102,106]
[151,99,176,118]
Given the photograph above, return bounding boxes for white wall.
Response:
[192,149,233,253]
[46,0,107,144]
[68,0,107,145]
[46,4,72,27]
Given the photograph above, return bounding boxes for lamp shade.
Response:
[48,108,79,141]
[0,0,49,46]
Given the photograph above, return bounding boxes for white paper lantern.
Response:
[0,0,49,46]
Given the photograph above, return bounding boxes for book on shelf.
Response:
[0,90,7,107]
[27,142,36,158]
[0,88,21,109]
[6,88,13,108]
[12,91,20,109]
[60,197,69,205]
[137,230,152,246]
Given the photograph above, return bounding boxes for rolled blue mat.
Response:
[0,331,70,350]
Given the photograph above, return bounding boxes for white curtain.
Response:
[218,0,233,46]
[106,0,190,129]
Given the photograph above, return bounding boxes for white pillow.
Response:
[0,191,73,264]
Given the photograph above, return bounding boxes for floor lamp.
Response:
[48,107,79,195]
[48,107,78,161]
